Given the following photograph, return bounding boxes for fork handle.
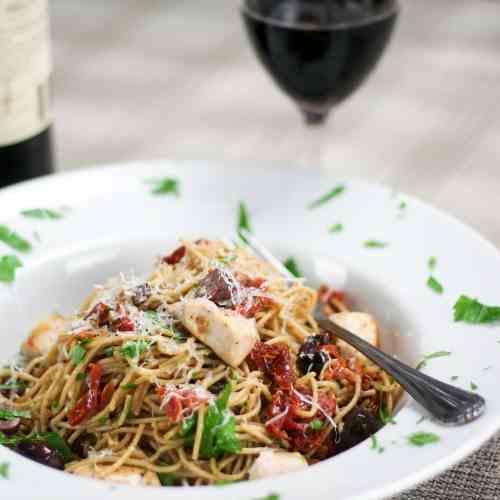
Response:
[316,317,485,425]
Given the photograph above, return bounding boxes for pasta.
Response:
[0,239,401,486]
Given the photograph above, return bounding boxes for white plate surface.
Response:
[0,160,499,500]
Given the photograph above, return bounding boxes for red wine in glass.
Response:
[242,0,399,124]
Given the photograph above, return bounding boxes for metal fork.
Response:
[239,229,485,425]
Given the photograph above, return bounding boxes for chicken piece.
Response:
[330,312,380,360]
[22,314,67,359]
[72,464,160,486]
[178,298,258,368]
[248,449,307,480]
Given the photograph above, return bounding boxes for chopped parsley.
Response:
[181,382,240,458]
[0,408,31,420]
[0,432,73,463]
[283,257,302,278]
[428,256,437,271]
[103,346,114,357]
[427,276,444,294]
[21,208,63,220]
[70,344,87,365]
[378,403,396,425]
[237,201,252,241]
[364,240,388,249]
[120,339,152,360]
[76,373,86,381]
[309,419,323,431]
[399,201,407,210]
[453,295,500,324]
[0,462,9,479]
[0,255,23,283]
[329,223,343,233]
[0,226,31,252]
[470,382,478,391]
[0,380,26,391]
[407,431,440,446]
[370,435,378,450]
[97,416,109,425]
[158,473,176,486]
[122,383,138,391]
[308,185,345,209]
[416,350,451,370]
[149,177,179,196]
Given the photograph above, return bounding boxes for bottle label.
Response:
[0,0,52,147]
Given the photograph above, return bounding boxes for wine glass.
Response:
[241,0,399,125]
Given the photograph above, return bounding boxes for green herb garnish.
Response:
[428,256,437,271]
[308,185,345,209]
[237,201,252,242]
[0,255,23,283]
[427,276,444,294]
[0,380,26,391]
[120,339,152,360]
[283,257,302,278]
[470,382,478,391]
[0,432,74,463]
[76,373,86,381]
[453,295,500,324]
[378,403,396,425]
[0,226,31,252]
[364,240,388,249]
[309,419,323,431]
[158,473,176,486]
[21,208,63,220]
[0,408,31,420]
[399,201,407,210]
[254,494,280,500]
[97,416,109,425]
[71,344,87,365]
[103,346,114,357]
[370,435,378,450]
[0,462,9,479]
[181,382,241,458]
[329,223,343,233]
[215,479,236,486]
[122,383,138,391]
[149,178,179,196]
[416,350,451,370]
[407,431,440,446]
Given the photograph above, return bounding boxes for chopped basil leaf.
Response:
[407,431,440,446]
[0,408,31,420]
[237,201,252,242]
[451,375,459,381]
[103,346,114,357]
[310,419,323,431]
[416,351,451,370]
[453,295,500,324]
[0,462,9,479]
[370,435,378,450]
[71,344,87,365]
[399,201,407,210]
[308,185,345,209]
[215,479,236,486]
[122,383,138,391]
[21,208,63,220]
[0,255,23,283]
[97,416,109,425]
[158,473,176,486]
[0,380,26,391]
[120,339,152,360]
[0,432,74,463]
[364,240,388,249]
[181,382,240,458]
[0,226,31,252]
[51,401,60,411]
[470,382,478,391]
[149,177,179,196]
[378,446,385,454]
[378,403,396,425]
[283,257,302,278]
[329,223,343,233]
[427,276,444,294]
[428,256,437,271]
[76,373,86,381]
[254,495,280,500]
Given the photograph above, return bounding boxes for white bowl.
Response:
[1,160,499,500]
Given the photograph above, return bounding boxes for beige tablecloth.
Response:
[51,0,500,497]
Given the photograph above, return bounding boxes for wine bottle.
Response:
[0,0,54,189]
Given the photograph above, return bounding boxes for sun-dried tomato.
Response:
[236,295,275,318]
[99,382,115,410]
[85,302,111,327]
[250,342,295,392]
[69,363,103,426]
[163,246,186,265]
